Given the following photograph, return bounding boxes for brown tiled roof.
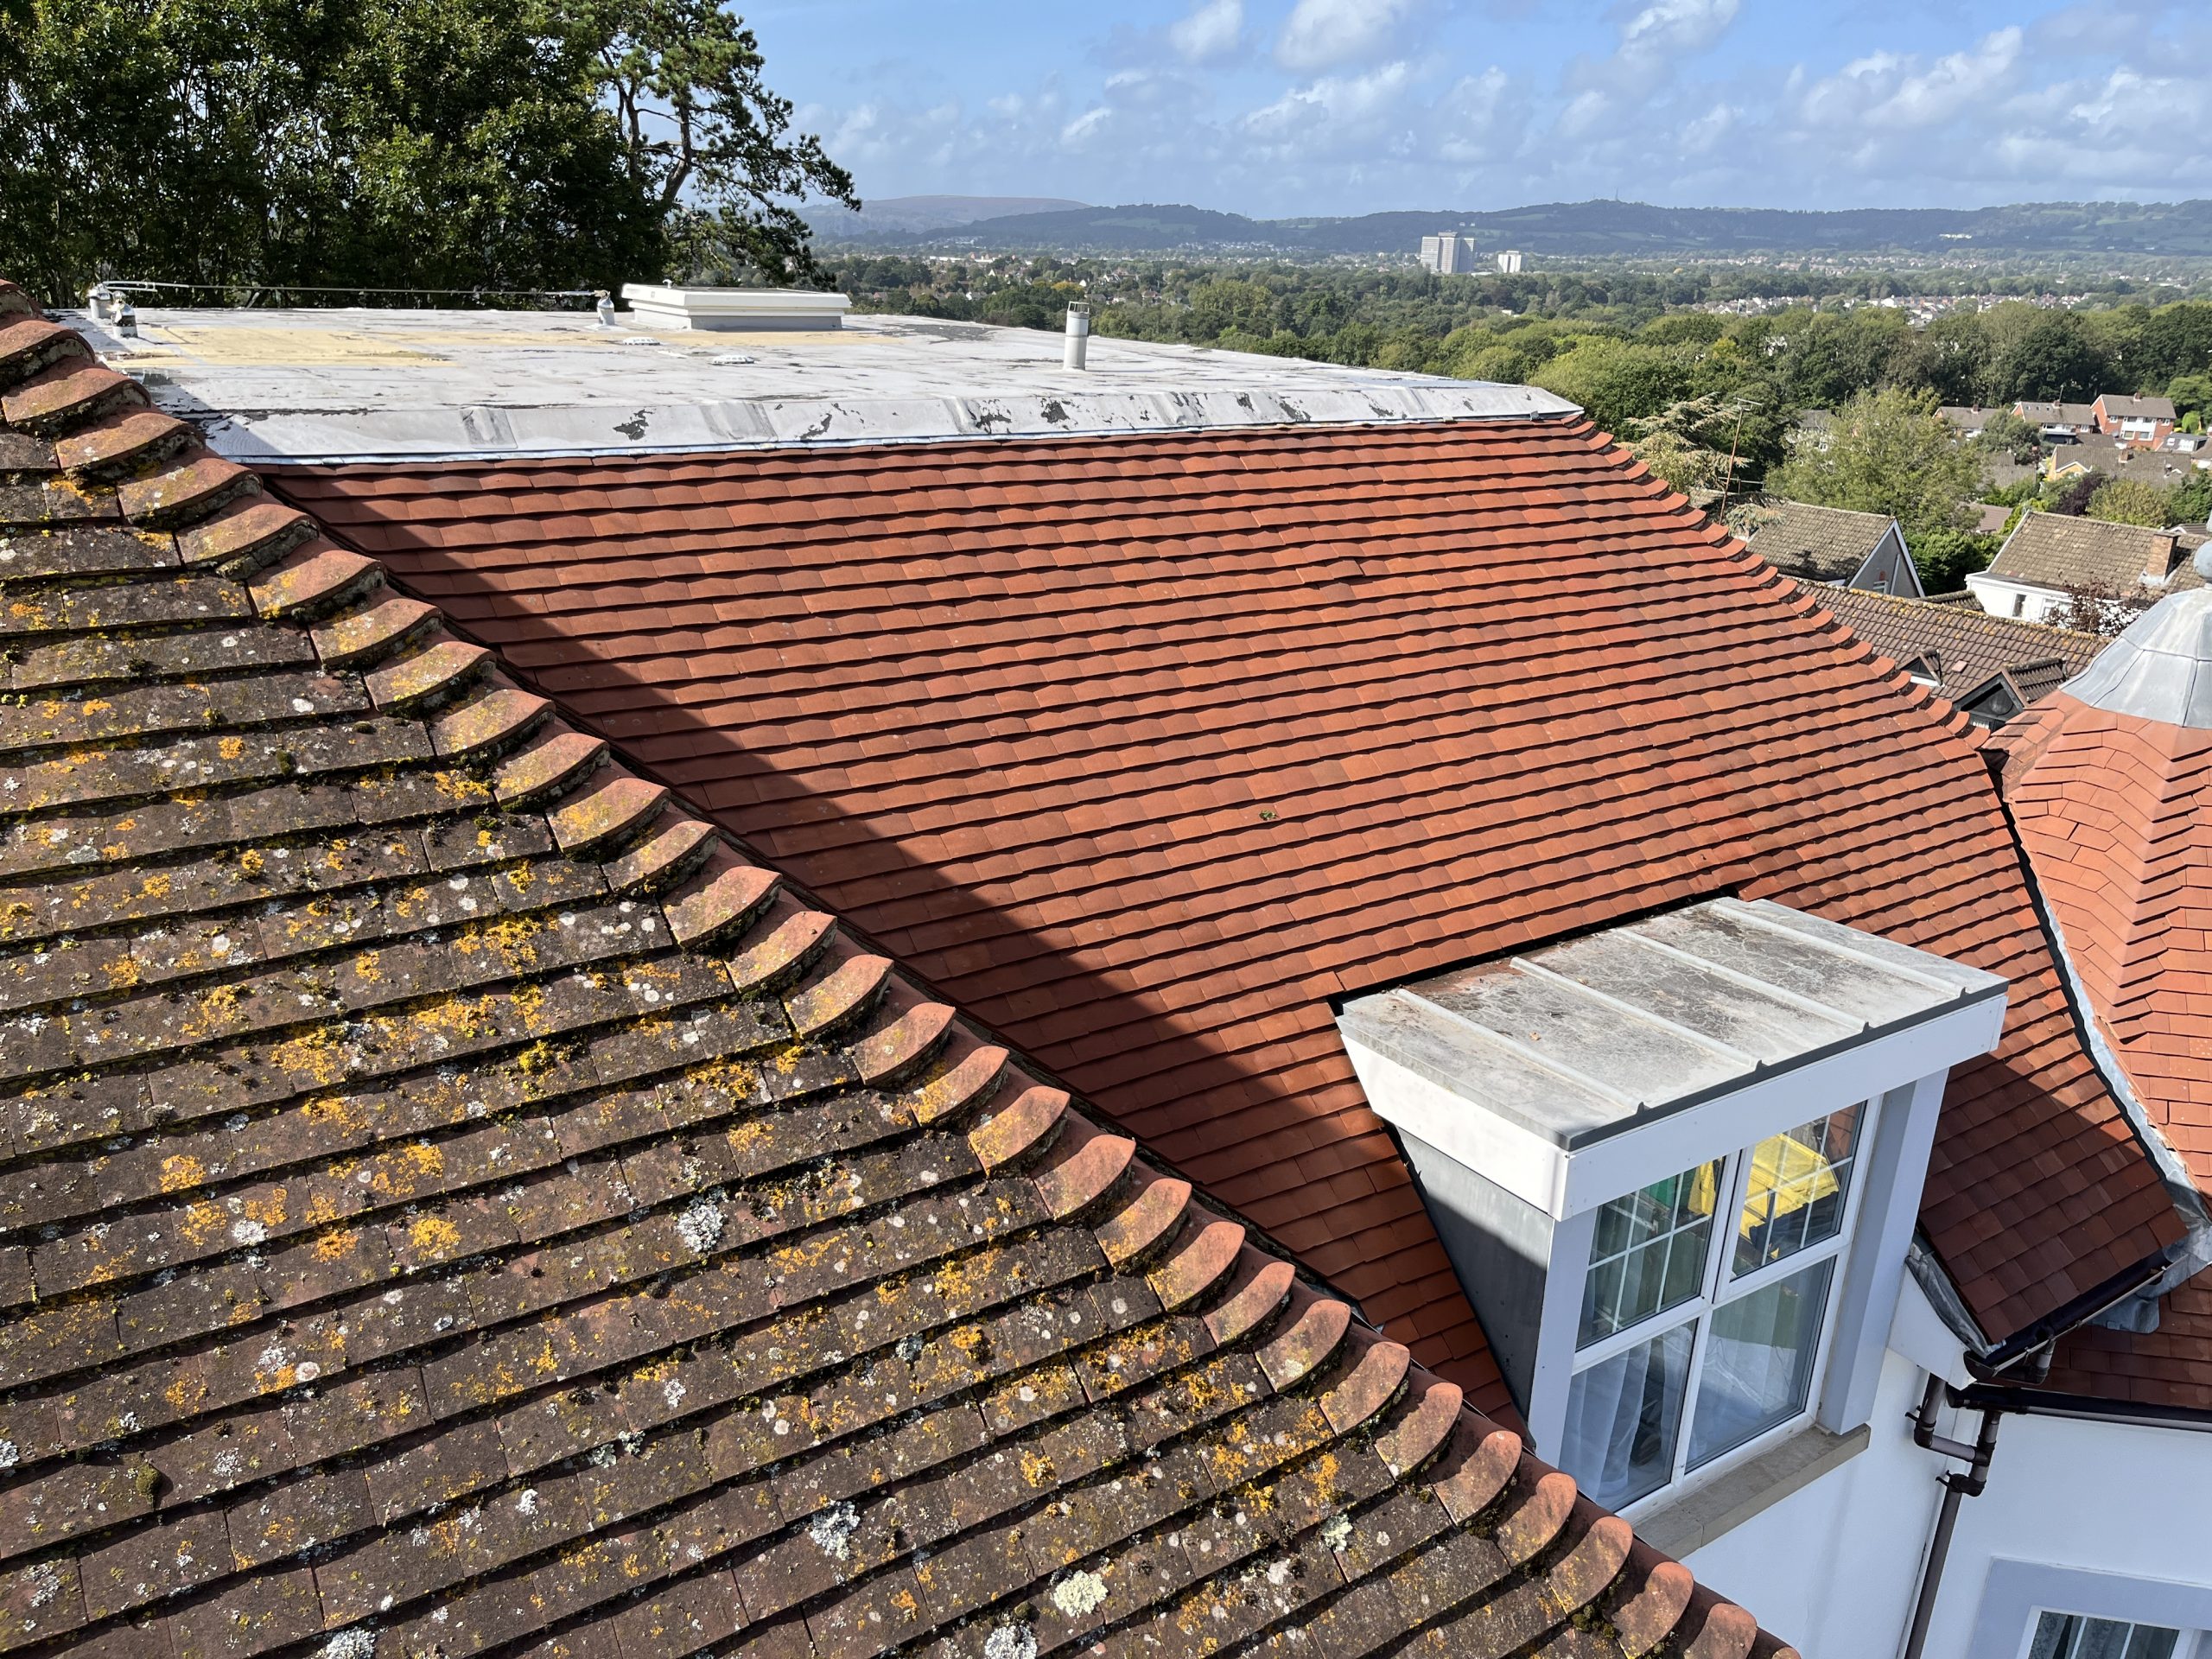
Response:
[1998,693,2212,1412]
[0,283,1796,1659]
[276,414,2183,1361]
[1742,499,1897,583]
[2017,401,2100,428]
[1985,512,2197,594]
[2096,395,2178,423]
[1800,582,2108,705]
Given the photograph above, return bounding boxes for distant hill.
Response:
[818,197,2212,258]
[817,194,1090,235]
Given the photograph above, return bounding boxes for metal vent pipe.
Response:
[1064,302,1090,371]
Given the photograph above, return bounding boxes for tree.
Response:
[1768,386,1985,541]
[1531,337,1695,435]
[1974,407,2044,465]
[2055,580,2158,639]
[2171,373,2212,425]
[1992,313,2112,403]
[2169,472,2212,528]
[2085,478,2176,528]
[0,0,854,302]
[2049,471,2105,517]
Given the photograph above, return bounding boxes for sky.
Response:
[743,0,2206,219]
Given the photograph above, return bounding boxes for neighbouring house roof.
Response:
[1997,583,2212,1412]
[2017,401,2100,429]
[1983,512,2201,595]
[0,282,1799,1659]
[1742,500,1902,584]
[221,311,2194,1378]
[2096,394,2179,423]
[1801,582,2110,721]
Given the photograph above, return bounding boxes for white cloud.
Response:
[1168,0,1243,65]
[1245,60,1417,150]
[1796,28,2023,131]
[1274,0,1415,73]
[1618,0,1741,62]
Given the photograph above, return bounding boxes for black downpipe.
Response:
[1901,1375,2005,1659]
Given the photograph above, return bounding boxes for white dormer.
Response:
[1337,898,2006,1517]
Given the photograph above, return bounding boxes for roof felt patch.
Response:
[0,276,1795,1659]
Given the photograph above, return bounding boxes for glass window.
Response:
[1559,1321,1694,1510]
[1557,1100,1876,1510]
[1688,1258,1834,1468]
[1579,1161,1719,1347]
[1733,1107,1860,1277]
[2031,1614,2181,1659]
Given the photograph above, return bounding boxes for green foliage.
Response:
[2172,472,2212,526]
[1994,312,2109,401]
[1767,388,1985,539]
[0,0,853,302]
[1974,408,2044,465]
[2084,478,2174,527]
[1907,526,1999,592]
[1531,337,1694,435]
[2171,373,2212,423]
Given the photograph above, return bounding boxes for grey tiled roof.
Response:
[1744,499,1898,582]
[1802,581,2109,703]
[1986,512,2200,595]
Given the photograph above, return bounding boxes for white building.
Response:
[1965,512,2197,625]
[1420,230,1475,273]
[1497,249,1524,273]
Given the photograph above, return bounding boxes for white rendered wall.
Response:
[1964,573,2068,624]
[1929,1408,2212,1657]
[1679,1331,2212,1658]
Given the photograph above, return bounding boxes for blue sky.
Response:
[744,0,2204,217]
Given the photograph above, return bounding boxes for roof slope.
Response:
[0,287,1791,1659]
[1802,582,2108,703]
[1986,512,2197,595]
[276,421,2182,1365]
[1742,500,1896,583]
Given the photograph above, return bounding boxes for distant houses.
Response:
[1744,499,1924,595]
[1803,582,2108,728]
[1965,512,2207,623]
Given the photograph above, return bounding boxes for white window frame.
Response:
[1557,1098,1878,1515]
[1970,1562,2212,1659]
[2019,1612,2206,1659]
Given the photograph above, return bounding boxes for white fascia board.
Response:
[1560,995,2004,1217]
[1341,1036,1571,1216]
[1349,993,2005,1222]
[1889,1270,1974,1389]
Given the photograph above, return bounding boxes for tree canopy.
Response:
[0,0,855,304]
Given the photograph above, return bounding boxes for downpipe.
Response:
[1901,1374,2006,1659]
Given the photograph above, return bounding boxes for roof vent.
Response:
[620,283,849,334]
[1064,302,1090,372]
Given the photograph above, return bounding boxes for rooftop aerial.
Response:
[67,301,1576,463]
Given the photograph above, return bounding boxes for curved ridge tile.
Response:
[848,987,955,1086]
[1372,1375,1461,1477]
[783,950,892,1041]
[1678,1590,1764,1659]
[722,896,836,995]
[1255,1288,1353,1389]
[1,359,143,433]
[907,1041,1009,1126]
[246,539,382,620]
[1147,1214,1244,1312]
[54,405,192,476]
[603,814,720,897]
[177,495,315,573]
[1030,1117,1136,1220]
[1608,1544,1698,1658]
[117,450,257,528]
[491,725,607,807]
[1319,1335,1410,1434]
[1094,1169,1192,1268]
[309,590,439,669]
[548,772,669,859]
[661,850,779,949]
[1429,1418,1524,1524]
[1201,1252,1297,1346]
[1495,1466,1580,1567]
[968,1082,1068,1171]
[362,632,491,713]
[429,678,552,760]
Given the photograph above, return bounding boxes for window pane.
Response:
[1734,1107,1862,1277]
[1688,1259,1834,1467]
[1579,1161,1721,1346]
[1560,1321,1694,1510]
[2031,1615,2180,1659]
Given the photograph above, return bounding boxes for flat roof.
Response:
[63,304,1579,463]
[1339,897,2006,1149]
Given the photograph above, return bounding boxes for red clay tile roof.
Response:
[0,280,1797,1659]
[271,421,2183,1367]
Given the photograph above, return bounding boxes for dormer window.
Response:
[1337,898,2006,1522]
[1561,1106,1866,1507]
